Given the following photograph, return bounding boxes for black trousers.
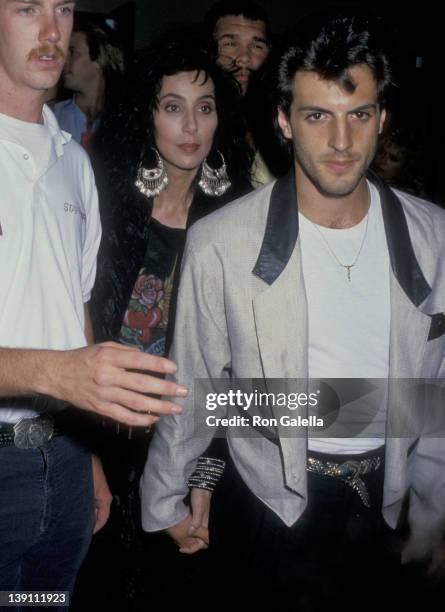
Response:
[209,448,427,611]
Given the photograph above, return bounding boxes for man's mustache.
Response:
[217,54,253,74]
[230,65,252,76]
[27,45,65,61]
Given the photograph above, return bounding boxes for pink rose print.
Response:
[131,274,164,308]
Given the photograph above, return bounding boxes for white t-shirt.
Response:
[0,106,101,423]
[298,181,390,453]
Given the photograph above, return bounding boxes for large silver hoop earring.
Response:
[198,151,231,197]
[134,148,168,197]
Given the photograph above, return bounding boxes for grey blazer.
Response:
[141,170,445,558]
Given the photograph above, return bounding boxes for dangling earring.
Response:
[198,151,231,197]
[134,148,168,197]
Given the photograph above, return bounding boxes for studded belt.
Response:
[307,452,383,508]
[0,415,61,449]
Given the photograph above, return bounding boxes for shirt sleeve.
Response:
[80,155,102,303]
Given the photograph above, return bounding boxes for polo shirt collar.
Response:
[42,104,72,157]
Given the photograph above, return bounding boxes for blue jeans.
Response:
[0,435,95,605]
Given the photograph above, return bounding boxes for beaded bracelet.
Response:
[187,456,226,492]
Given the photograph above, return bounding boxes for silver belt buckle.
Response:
[13,415,55,449]
[336,459,361,478]
[337,459,371,508]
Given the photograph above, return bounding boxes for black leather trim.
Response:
[428,313,445,341]
[252,169,298,285]
[370,170,431,307]
[252,168,432,310]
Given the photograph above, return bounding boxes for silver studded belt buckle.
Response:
[307,455,383,508]
[335,459,362,478]
[13,415,55,449]
[336,460,371,508]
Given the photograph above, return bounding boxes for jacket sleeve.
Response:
[140,233,231,531]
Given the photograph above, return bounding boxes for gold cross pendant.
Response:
[344,265,353,282]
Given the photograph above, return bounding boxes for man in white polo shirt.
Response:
[0,0,187,599]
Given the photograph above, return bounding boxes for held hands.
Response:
[167,489,212,554]
[47,342,188,427]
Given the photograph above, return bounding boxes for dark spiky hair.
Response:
[277,9,393,117]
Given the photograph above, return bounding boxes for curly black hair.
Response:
[93,26,253,221]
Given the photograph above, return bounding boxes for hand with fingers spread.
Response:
[38,341,188,427]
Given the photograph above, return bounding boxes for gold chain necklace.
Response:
[310,212,369,281]
[309,185,371,283]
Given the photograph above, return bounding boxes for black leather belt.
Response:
[306,440,418,508]
[0,414,62,449]
[307,449,384,508]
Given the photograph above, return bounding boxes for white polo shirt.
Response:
[0,105,101,424]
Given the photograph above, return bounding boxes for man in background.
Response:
[205,0,271,95]
[53,15,124,152]
[204,0,279,186]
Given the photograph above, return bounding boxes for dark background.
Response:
[76,0,445,203]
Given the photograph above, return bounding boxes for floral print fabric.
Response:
[119,219,185,355]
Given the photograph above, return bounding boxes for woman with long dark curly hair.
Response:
[91,28,252,350]
[74,29,252,609]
